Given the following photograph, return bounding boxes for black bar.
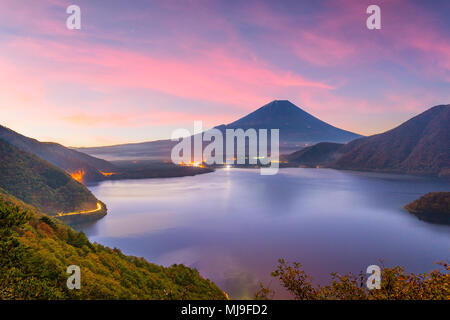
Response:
[1,300,447,318]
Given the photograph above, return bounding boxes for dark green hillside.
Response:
[0,190,227,299]
[0,125,214,183]
[0,138,98,214]
[0,124,115,182]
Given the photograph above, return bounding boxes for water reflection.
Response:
[77,168,450,299]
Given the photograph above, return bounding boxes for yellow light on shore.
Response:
[57,202,102,217]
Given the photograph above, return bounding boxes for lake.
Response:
[79,168,450,299]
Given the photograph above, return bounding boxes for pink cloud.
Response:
[289,31,356,67]
[0,0,448,146]
[62,109,235,128]
[5,37,334,109]
[239,0,450,79]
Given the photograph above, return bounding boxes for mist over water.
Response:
[79,168,450,299]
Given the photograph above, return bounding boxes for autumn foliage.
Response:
[0,191,226,300]
[256,259,449,300]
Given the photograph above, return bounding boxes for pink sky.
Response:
[0,0,449,146]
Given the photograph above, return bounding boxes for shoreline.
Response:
[56,201,107,225]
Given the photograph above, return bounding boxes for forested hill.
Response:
[0,124,115,182]
[283,105,450,177]
[0,190,227,299]
[404,192,450,224]
[0,138,98,214]
[332,105,450,176]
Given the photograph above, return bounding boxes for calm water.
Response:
[79,168,450,298]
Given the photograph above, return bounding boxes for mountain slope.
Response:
[76,100,362,160]
[0,138,98,214]
[283,142,344,167]
[0,125,116,182]
[332,105,450,176]
[223,100,361,146]
[0,190,226,299]
[77,139,177,161]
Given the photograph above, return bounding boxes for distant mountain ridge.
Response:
[76,100,362,160]
[0,125,116,182]
[285,104,450,177]
[0,125,212,183]
[283,142,344,167]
